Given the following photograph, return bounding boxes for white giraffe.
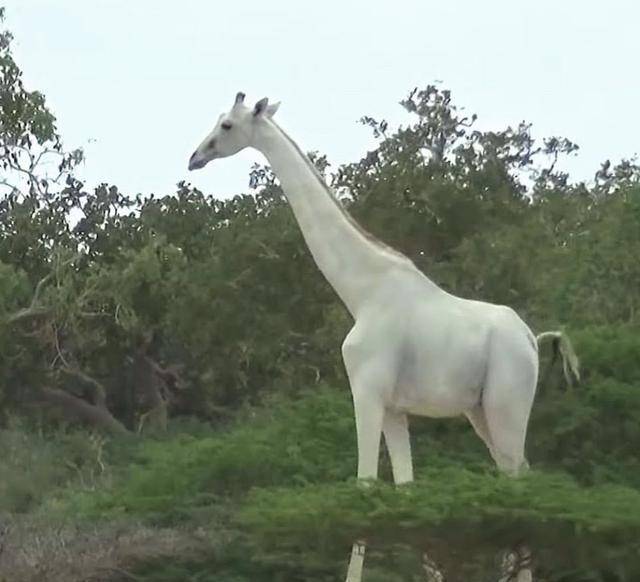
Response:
[188,93,580,582]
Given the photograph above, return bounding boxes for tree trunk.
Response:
[38,387,129,435]
[133,343,171,434]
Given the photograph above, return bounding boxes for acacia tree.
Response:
[0,12,142,433]
[0,7,83,268]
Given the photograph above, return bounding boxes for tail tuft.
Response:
[536,331,580,388]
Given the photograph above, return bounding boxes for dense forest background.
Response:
[1,7,639,581]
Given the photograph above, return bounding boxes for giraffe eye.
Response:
[221,121,232,130]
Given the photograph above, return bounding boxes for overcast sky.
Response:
[3,0,639,198]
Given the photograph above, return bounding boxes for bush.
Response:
[76,386,356,518]
[239,469,640,574]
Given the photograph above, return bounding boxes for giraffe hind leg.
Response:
[482,339,537,477]
[465,404,498,464]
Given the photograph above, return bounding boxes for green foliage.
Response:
[70,387,355,519]
[572,326,640,385]
[53,383,639,576]
[239,470,640,571]
[0,10,56,147]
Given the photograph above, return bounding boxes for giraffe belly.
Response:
[390,344,485,418]
[393,382,481,418]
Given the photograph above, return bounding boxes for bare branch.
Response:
[5,254,81,325]
[5,273,53,324]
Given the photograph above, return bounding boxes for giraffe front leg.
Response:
[341,324,390,482]
[386,410,445,581]
[352,382,385,480]
[344,381,385,582]
[383,408,413,485]
[341,345,390,581]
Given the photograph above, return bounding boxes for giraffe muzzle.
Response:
[188,152,208,171]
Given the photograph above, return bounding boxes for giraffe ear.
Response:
[265,101,280,118]
[253,98,280,118]
[253,97,269,116]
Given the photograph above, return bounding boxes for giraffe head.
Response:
[188,92,280,171]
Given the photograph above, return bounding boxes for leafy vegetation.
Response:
[0,8,639,581]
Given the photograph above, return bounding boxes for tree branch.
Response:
[37,387,129,435]
[59,366,108,409]
[133,342,172,433]
[6,254,81,325]
[5,273,53,323]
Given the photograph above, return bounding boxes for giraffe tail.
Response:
[536,330,580,388]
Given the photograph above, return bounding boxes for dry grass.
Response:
[0,515,212,582]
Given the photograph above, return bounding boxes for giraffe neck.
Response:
[253,119,417,315]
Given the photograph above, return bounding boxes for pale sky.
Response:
[3,0,639,198]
